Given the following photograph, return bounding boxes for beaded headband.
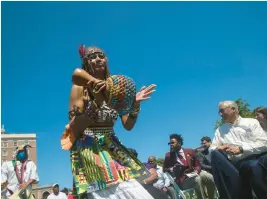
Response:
[78,45,106,59]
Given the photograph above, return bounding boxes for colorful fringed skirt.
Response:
[70,127,151,199]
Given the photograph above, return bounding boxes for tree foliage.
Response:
[156,158,165,167]
[215,98,256,129]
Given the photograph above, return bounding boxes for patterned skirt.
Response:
[70,127,149,198]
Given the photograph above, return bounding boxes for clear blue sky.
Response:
[2,2,267,189]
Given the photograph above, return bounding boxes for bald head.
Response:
[148,156,157,168]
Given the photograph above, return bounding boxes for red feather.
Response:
[78,45,85,58]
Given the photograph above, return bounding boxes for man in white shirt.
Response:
[210,101,267,199]
[47,184,68,199]
[1,145,39,199]
[146,156,177,199]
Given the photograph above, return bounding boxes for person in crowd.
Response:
[61,188,69,196]
[210,100,267,199]
[127,148,170,199]
[146,156,177,199]
[1,145,39,199]
[68,191,73,199]
[254,106,267,132]
[47,184,68,199]
[42,192,50,199]
[254,107,267,198]
[196,136,216,199]
[163,134,204,199]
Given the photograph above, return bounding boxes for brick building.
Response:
[1,128,37,164]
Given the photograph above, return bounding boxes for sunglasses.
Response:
[168,142,176,145]
[87,52,105,60]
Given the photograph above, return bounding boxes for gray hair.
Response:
[219,100,239,114]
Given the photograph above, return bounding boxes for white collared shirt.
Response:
[1,160,39,198]
[153,167,171,190]
[211,116,267,160]
[47,192,68,199]
[175,148,186,165]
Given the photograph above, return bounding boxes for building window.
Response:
[24,140,29,145]
[1,142,8,148]
[13,141,17,147]
[2,150,8,156]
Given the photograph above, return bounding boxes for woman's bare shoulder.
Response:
[70,85,84,96]
[71,85,83,91]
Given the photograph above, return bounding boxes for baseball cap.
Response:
[52,183,59,188]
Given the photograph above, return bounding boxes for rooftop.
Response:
[1,133,37,139]
[1,125,37,139]
[33,184,53,190]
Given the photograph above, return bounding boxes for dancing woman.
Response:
[61,45,156,199]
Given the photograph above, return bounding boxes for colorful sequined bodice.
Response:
[85,100,119,123]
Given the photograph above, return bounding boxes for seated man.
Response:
[196,136,216,199]
[127,148,169,199]
[146,156,177,199]
[163,134,204,199]
[210,101,267,199]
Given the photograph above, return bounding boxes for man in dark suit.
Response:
[196,136,216,199]
[163,134,204,199]
[196,137,212,173]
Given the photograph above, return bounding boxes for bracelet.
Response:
[68,105,83,120]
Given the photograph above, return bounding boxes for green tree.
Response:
[156,158,164,167]
[215,98,255,129]
[235,98,255,118]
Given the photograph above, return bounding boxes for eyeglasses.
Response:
[86,52,105,60]
[168,142,176,145]
[218,107,233,114]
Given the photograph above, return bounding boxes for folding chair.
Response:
[203,186,220,199]
[165,172,198,199]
